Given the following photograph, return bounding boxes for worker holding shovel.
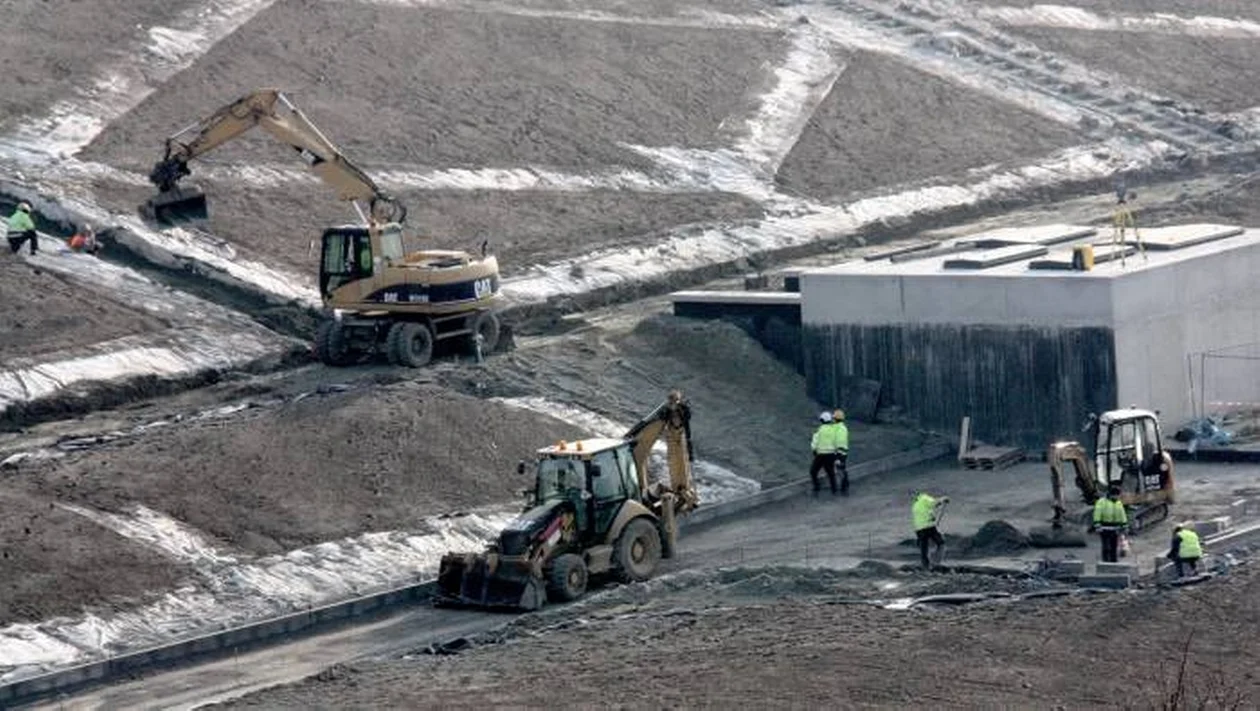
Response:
[912,490,950,570]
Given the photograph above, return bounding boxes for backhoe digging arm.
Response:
[146,88,405,224]
[624,389,699,515]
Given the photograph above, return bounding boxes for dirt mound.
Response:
[10,380,585,555]
[0,258,166,364]
[777,50,1081,200]
[960,520,1030,557]
[0,488,184,625]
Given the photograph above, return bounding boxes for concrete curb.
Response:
[682,440,952,529]
[0,441,950,705]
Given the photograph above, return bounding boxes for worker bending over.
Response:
[1167,523,1202,578]
[831,409,850,496]
[809,411,839,496]
[6,202,38,255]
[911,490,949,570]
[1090,485,1128,563]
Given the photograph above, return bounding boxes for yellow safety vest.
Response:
[912,494,938,531]
[831,422,849,452]
[1177,529,1202,558]
[1093,498,1128,526]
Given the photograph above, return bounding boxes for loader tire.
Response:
[614,518,661,583]
[314,320,352,366]
[546,553,588,603]
[388,322,433,368]
[470,310,501,354]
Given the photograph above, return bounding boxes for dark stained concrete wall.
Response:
[803,324,1118,448]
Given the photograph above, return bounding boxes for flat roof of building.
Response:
[803,223,1253,279]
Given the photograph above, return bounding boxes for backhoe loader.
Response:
[437,391,700,610]
[1046,408,1176,537]
[141,88,501,368]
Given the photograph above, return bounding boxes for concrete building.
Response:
[799,224,1260,448]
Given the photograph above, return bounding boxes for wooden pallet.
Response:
[960,445,1024,470]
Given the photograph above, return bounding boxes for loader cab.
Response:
[534,439,642,539]
[1090,409,1169,496]
[318,223,406,297]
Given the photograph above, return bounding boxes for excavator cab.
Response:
[318,223,406,297]
[1046,408,1175,534]
[1088,409,1174,501]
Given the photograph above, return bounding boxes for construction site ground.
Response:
[1,0,1259,706]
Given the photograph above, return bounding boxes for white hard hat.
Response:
[819,411,833,423]
[17,202,31,213]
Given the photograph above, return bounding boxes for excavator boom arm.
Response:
[623,390,699,514]
[148,88,404,223]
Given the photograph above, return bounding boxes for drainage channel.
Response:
[0,444,950,707]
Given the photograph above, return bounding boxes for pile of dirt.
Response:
[82,3,781,171]
[0,258,166,364]
[1005,27,1260,114]
[776,50,1082,201]
[0,488,184,625]
[479,313,929,485]
[959,520,1031,557]
[0,0,189,129]
[8,380,585,555]
[221,565,1260,709]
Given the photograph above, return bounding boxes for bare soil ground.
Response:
[79,2,783,172]
[776,50,1084,201]
[0,488,184,626]
[219,564,1260,709]
[973,0,1260,21]
[0,0,194,131]
[5,382,584,557]
[0,258,165,364]
[1006,30,1260,113]
[88,178,764,279]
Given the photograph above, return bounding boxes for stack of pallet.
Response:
[959,445,1024,470]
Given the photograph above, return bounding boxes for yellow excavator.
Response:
[142,88,501,368]
[437,391,700,610]
[1047,408,1176,536]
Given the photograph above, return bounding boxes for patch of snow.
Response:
[355,0,782,30]
[730,26,845,175]
[977,5,1260,39]
[0,508,515,684]
[0,0,282,162]
[500,139,1174,305]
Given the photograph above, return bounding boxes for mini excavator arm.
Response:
[1047,441,1099,528]
[623,389,700,515]
[145,88,405,224]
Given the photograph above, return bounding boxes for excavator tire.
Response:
[387,322,434,368]
[314,320,353,366]
[614,518,662,583]
[545,553,588,602]
[470,310,501,354]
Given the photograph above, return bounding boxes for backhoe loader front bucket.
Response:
[142,185,208,225]
[436,552,546,610]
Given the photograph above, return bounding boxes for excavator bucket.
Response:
[436,553,546,611]
[141,186,208,225]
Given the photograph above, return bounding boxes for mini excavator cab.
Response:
[1087,408,1174,501]
[1048,408,1175,533]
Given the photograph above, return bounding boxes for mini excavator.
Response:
[1045,408,1176,538]
[141,88,501,369]
[437,391,700,610]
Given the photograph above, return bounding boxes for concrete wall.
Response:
[802,323,1117,447]
[1112,237,1260,424]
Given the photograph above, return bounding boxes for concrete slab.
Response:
[1094,562,1139,578]
[962,224,1096,248]
[1077,574,1131,589]
[669,290,801,306]
[1027,243,1136,270]
[864,241,941,262]
[943,244,1048,270]
[1140,223,1244,250]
